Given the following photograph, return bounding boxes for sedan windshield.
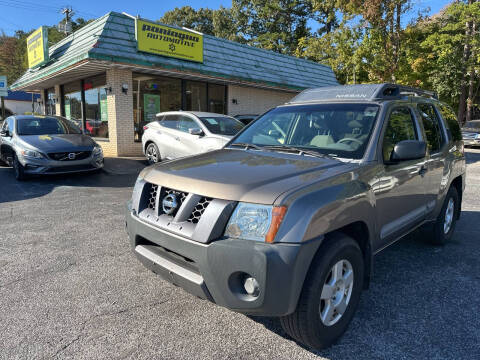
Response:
[199,116,245,136]
[230,103,380,159]
[17,117,82,135]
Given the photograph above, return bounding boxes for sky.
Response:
[0,0,453,36]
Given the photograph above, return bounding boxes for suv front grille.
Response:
[48,151,92,161]
[147,184,158,211]
[143,183,211,223]
[188,197,212,224]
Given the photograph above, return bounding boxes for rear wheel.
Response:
[13,154,27,181]
[145,143,160,165]
[280,233,364,350]
[428,186,460,245]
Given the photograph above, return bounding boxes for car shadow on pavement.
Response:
[0,165,139,204]
[248,210,480,358]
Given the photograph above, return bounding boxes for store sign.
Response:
[135,19,203,63]
[0,75,7,97]
[27,26,49,68]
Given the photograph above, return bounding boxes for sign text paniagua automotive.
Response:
[135,19,203,63]
[27,26,49,68]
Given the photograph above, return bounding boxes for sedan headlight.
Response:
[225,202,287,243]
[93,145,103,157]
[20,149,45,159]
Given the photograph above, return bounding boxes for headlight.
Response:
[20,149,45,159]
[93,145,103,156]
[225,202,287,243]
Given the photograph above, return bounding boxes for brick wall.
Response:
[100,68,142,157]
[227,85,297,116]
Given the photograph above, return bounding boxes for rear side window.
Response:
[436,103,462,141]
[418,103,444,153]
[382,107,418,162]
[161,115,180,129]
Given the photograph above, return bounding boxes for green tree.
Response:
[232,0,311,54]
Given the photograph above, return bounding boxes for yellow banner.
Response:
[136,19,203,63]
[27,26,49,68]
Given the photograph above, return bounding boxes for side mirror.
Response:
[390,140,426,162]
[188,128,204,136]
[0,129,10,137]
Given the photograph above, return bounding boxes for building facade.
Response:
[11,12,337,157]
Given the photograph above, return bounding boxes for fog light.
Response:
[243,277,259,296]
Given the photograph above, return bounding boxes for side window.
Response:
[177,116,198,133]
[382,107,418,162]
[418,103,444,153]
[161,115,180,129]
[436,103,462,141]
[6,118,14,132]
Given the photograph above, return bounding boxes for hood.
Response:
[18,134,96,153]
[143,149,354,204]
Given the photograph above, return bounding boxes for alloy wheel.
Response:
[443,198,455,234]
[319,259,354,326]
[146,144,158,164]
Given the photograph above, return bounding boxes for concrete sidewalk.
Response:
[103,157,148,175]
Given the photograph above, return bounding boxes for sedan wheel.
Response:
[146,143,160,164]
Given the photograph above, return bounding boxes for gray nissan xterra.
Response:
[125,84,466,350]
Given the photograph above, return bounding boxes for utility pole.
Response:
[60,6,74,35]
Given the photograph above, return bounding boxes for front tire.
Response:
[280,233,364,350]
[13,154,27,181]
[145,142,160,165]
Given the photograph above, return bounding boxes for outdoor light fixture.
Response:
[122,83,129,94]
[232,98,238,104]
[104,87,112,94]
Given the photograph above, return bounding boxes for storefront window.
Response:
[84,74,108,138]
[208,84,226,114]
[186,81,207,112]
[63,81,82,129]
[132,73,181,142]
[46,88,56,116]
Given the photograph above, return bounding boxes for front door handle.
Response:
[419,165,427,177]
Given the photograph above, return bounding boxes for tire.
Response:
[145,142,161,165]
[428,186,460,245]
[13,154,27,181]
[280,233,364,350]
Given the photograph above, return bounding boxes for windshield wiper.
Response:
[263,145,333,159]
[228,142,263,151]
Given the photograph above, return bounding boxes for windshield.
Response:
[231,103,380,159]
[199,116,245,136]
[464,121,480,129]
[17,117,82,135]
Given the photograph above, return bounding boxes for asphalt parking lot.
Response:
[1,150,480,360]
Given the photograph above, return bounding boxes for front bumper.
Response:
[19,154,104,174]
[125,201,321,316]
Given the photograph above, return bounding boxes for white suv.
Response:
[142,111,245,164]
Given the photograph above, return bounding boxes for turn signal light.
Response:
[265,206,287,243]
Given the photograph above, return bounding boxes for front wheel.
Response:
[13,154,27,181]
[280,233,364,350]
[145,143,160,165]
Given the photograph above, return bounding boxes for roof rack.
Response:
[287,83,438,104]
[372,84,438,100]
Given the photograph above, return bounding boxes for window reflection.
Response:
[84,75,108,138]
